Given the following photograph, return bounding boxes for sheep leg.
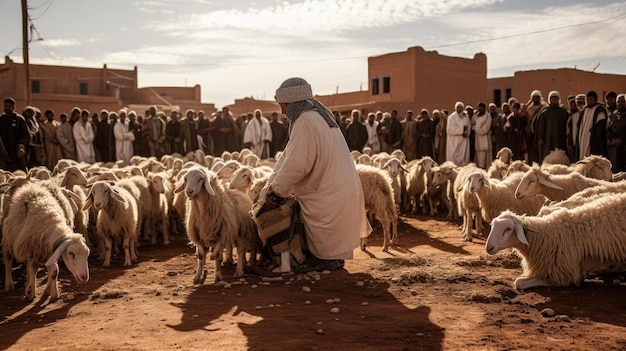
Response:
[130,239,138,263]
[122,235,132,266]
[193,245,207,284]
[391,216,398,245]
[224,243,234,265]
[161,215,170,246]
[234,244,245,278]
[25,261,37,301]
[360,237,367,251]
[213,243,224,282]
[46,262,60,300]
[514,276,552,290]
[462,209,472,242]
[103,236,113,267]
[3,253,15,292]
[381,218,390,252]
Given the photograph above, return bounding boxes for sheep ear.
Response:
[61,188,80,215]
[382,160,391,169]
[173,179,186,194]
[481,176,491,188]
[45,239,71,268]
[514,221,529,246]
[400,166,409,173]
[110,188,125,203]
[82,187,94,211]
[537,175,563,190]
[204,178,216,196]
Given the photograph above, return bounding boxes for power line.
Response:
[426,11,626,50]
[582,18,626,70]
[29,0,55,20]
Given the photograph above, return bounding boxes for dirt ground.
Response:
[1,214,626,351]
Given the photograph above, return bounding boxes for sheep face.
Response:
[515,171,562,199]
[229,167,253,190]
[383,159,407,177]
[175,168,215,199]
[150,174,167,194]
[216,161,240,180]
[85,182,124,211]
[62,239,91,283]
[467,172,489,193]
[417,157,437,173]
[62,167,88,187]
[485,215,528,255]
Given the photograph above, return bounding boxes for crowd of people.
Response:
[1,89,624,173]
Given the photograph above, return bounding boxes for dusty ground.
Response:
[1,214,626,351]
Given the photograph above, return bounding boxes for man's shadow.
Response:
[168,269,444,350]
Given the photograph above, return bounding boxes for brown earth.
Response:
[1,214,626,351]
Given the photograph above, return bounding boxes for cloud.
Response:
[43,38,81,47]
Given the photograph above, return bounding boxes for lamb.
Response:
[147,172,171,246]
[515,166,611,201]
[454,164,486,241]
[403,157,437,214]
[356,154,372,166]
[228,165,270,197]
[174,167,258,283]
[466,171,545,222]
[495,147,513,164]
[573,155,613,181]
[356,165,398,252]
[486,193,626,289]
[3,182,90,300]
[116,176,153,242]
[82,181,139,267]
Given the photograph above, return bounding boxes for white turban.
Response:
[531,90,542,99]
[455,101,465,110]
[548,91,560,101]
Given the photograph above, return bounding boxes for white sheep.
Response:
[2,182,90,300]
[515,166,611,201]
[486,193,626,289]
[356,154,372,166]
[466,171,545,222]
[495,147,513,164]
[404,157,437,214]
[83,181,139,267]
[147,172,171,246]
[537,181,626,216]
[174,167,258,283]
[356,165,398,252]
[382,157,407,209]
[228,165,270,197]
[486,159,508,180]
[429,162,459,220]
[454,164,486,241]
[573,155,613,182]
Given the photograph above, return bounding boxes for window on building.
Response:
[79,82,88,95]
[31,80,41,94]
[372,77,379,95]
[505,88,512,101]
[383,76,391,94]
[493,89,501,107]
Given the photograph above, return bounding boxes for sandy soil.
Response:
[1,214,626,351]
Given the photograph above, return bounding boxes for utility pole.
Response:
[22,0,31,106]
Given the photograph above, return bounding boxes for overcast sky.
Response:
[1,0,625,108]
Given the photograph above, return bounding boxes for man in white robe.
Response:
[364,112,380,153]
[577,90,608,160]
[73,109,96,163]
[56,113,76,160]
[243,108,272,159]
[446,101,471,166]
[260,77,371,272]
[113,111,135,164]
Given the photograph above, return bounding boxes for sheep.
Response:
[541,148,570,166]
[147,172,171,246]
[242,153,261,167]
[454,164,486,241]
[382,157,407,209]
[248,177,269,203]
[537,181,626,216]
[356,154,372,166]
[429,162,459,219]
[82,181,139,267]
[466,171,545,222]
[2,182,90,300]
[503,160,531,178]
[174,167,258,283]
[495,147,513,164]
[573,155,613,182]
[515,166,611,201]
[356,165,398,252]
[116,176,153,242]
[403,157,437,214]
[350,150,362,162]
[362,146,373,156]
[228,165,269,197]
[485,193,626,289]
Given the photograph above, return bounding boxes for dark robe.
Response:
[214,115,233,156]
[166,120,183,155]
[607,108,626,172]
[492,113,508,157]
[415,117,436,158]
[536,105,569,162]
[345,121,369,152]
[505,113,527,161]
[269,120,288,157]
[0,112,30,171]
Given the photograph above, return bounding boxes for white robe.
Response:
[472,112,493,169]
[578,105,606,160]
[114,121,135,164]
[365,120,381,153]
[73,121,96,163]
[265,110,371,260]
[243,117,272,158]
[446,111,470,166]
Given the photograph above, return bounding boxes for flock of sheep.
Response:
[1,145,626,300]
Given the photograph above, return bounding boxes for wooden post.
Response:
[22,0,31,106]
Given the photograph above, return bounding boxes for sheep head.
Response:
[45,235,90,284]
[575,156,612,181]
[174,167,216,198]
[417,156,437,173]
[229,166,255,190]
[467,172,490,193]
[515,167,563,199]
[149,173,167,194]
[382,158,407,177]
[496,147,513,164]
[485,212,528,255]
[83,181,125,211]
[216,160,241,181]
